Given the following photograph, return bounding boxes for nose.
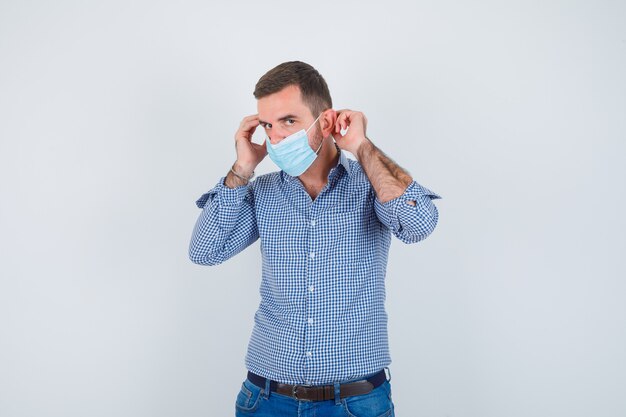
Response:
[268,129,289,145]
[268,135,283,145]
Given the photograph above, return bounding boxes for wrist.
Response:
[225,163,254,189]
[355,137,373,161]
[233,161,256,178]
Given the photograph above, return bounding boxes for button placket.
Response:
[304,210,317,380]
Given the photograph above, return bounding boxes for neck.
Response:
[298,136,339,187]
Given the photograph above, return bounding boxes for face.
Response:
[257,85,323,147]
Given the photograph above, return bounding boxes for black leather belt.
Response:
[247,369,387,401]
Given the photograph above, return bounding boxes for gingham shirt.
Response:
[189,151,440,385]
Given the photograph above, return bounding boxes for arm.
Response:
[356,138,413,204]
[189,114,268,265]
[334,109,441,243]
[189,179,258,265]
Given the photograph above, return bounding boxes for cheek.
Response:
[310,130,325,149]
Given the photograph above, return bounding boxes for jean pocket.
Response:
[235,379,263,414]
[342,381,394,417]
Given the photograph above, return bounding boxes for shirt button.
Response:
[308,318,314,325]
[309,252,315,259]
[306,351,312,358]
[310,220,316,226]
[308,285,315,292]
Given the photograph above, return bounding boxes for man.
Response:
[189,61,440,416]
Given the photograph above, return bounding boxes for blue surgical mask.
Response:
[266,113,324,176]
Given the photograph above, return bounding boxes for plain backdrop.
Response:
[1,1,625,416]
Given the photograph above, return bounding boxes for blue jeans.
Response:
[235,376,395,417]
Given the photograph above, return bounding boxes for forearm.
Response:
[356,138,414,204]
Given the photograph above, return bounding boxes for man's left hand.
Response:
[333,109,370,156]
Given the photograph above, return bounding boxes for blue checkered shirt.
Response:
[189,151,441,385]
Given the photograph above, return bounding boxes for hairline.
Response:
[256,84,330,120]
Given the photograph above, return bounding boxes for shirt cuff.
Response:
[195,177,251,208]
[375,181,441,227]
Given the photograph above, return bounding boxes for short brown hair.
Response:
[253,61,332,117]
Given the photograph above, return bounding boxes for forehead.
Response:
[257,85,312,121]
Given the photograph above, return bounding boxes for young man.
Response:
[189,61,441,416]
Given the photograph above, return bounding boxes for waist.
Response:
[247,369,388,401]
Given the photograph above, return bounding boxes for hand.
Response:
[234,114,267,176]
[333,109,369,156]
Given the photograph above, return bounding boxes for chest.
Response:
[254,181,377,248]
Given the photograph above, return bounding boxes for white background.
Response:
[1,1,625,416]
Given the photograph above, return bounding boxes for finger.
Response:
[336,120,348,134]
[239,121,260,139]
[243,123,258,138]
[345,111,366,130]
[239,115,260,129]
[251,140,267,152]
[341,114,349,131]
[241,117,260,128]
[335,115,344,133]
[241,114,259,122]
[335,110,355,132]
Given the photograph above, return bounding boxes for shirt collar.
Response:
[334,147,352,177]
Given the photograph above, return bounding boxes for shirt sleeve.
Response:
[188,177,259,265]
[373,181,441,244]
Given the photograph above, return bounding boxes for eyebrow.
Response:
[259,114,299,125]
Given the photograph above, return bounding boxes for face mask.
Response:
[266,113,324,176]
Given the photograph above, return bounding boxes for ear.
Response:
[320,109,337,138]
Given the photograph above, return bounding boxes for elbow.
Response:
[188,242,225,266]
[396,204,439,244]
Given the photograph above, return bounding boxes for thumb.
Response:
[332,131,345,143]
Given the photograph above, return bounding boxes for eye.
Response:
[286,119,295,126]
[261,122,272,129]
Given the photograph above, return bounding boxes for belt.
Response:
[247,369,387,402]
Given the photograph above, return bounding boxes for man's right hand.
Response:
[225,114,267,188]
[233,114,267,176]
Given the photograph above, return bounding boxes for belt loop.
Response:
[263,377,271,399]
[384,367,392,382]
[334,382,341,405]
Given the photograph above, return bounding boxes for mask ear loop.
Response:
[305,113,324,134]
[314,139,324,155]
[308,112,325,155]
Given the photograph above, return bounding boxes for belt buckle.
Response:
[292,384,313,401]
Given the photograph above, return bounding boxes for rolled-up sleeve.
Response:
[374,181,441,244]
[188,178,258,266]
